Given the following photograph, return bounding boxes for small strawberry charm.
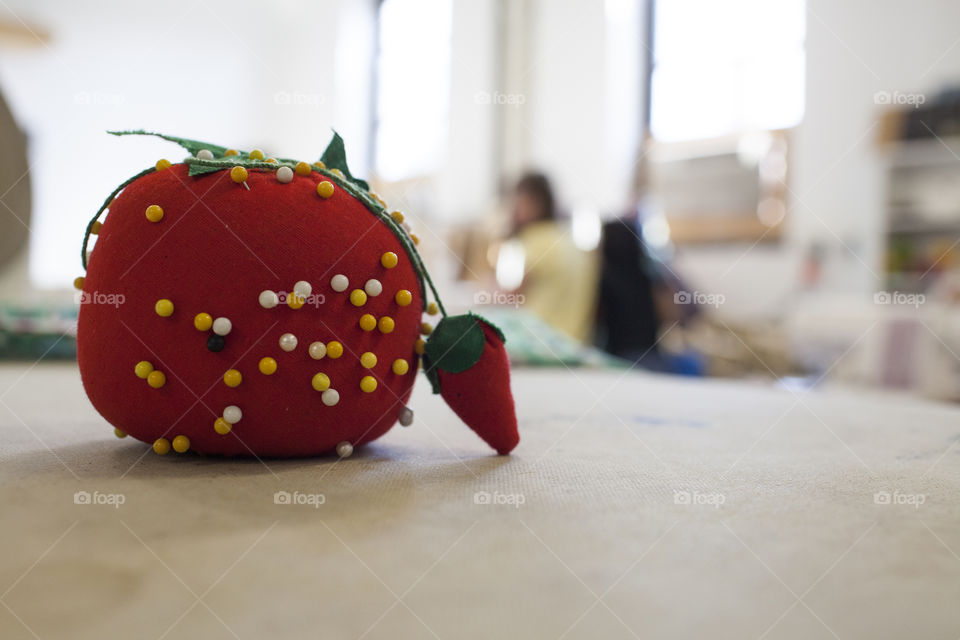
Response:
[423,315,519,455]
[75,130,518,458]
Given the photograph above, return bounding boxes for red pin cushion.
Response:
[75,131,520,458]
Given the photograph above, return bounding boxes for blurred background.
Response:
[2,0,960,399]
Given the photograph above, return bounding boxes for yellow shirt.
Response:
[515,221,598,343]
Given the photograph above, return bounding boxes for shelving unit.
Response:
[881,116,960,292]
[648,132,789,244]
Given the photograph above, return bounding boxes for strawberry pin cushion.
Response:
[75,130,519,458]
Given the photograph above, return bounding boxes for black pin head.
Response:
[206,334,225,352]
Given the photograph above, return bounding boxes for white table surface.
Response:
[1,362,959,640]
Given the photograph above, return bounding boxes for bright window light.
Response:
[572,207,601,251]
[374,0,452,181]
[495,240,525,291]
[650,0,806,142]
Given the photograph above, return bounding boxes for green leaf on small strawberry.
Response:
[424,313,486,376]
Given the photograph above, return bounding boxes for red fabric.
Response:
[438,322,519,454]
[78,164,422,457]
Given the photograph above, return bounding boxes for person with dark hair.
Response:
[511,172,556,234]
[499,171,598,342]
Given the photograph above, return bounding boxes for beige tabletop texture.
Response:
[1,363,959,639]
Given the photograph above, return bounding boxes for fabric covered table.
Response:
[1,363,958,639]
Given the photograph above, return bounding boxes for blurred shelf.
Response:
[888,218,960,234]
[883,121,960,291]
[667,213,783,245]
[886,136,960,168]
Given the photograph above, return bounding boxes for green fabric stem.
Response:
[80,166,157,270]
[319,131,370,191]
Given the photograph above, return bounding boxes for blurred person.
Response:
[499,172,598,343]
[595,212,661,359]
[594,156,703,375]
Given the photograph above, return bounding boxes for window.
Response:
[649,0,805,142]
[374,0,453,181]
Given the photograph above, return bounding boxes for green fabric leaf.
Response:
[320,131,369,191]
[108,130,230,157]
[469,312,506,343]
[184,157,294,176]
[81,165,156,269]
[424,314,486,374]
[186,162,226,176]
